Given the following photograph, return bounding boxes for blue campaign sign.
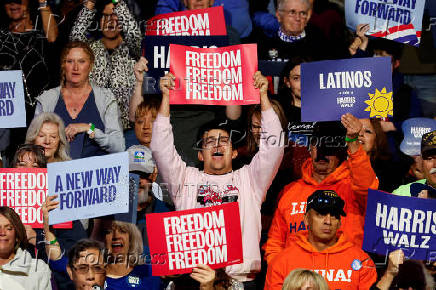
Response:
[363,189,436,261]
[142,36,228,94]
[47,152,129,224]
[301,57,393,122]
[0,70,26,128]
[345,0,425,47]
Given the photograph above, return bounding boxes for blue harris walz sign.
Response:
[301,57,393,122]
[363,189,436,261]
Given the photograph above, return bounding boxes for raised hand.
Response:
[341,113,363,139]
[159,72,176,99]
[190,264,215,290]
[134,57,149,83]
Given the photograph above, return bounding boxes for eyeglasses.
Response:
[72,264,106,274]
[279,9,309,19]
[203,136,231,148]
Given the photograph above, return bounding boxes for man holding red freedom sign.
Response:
[150,70,284,287]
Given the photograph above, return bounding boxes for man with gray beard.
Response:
[127,145,170,250]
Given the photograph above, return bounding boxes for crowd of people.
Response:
[0,0,436,289]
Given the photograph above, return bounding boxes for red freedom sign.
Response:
[0,168,71,228]
[146,202,243,276]
[169,43,259,105]
[146,7,227,36]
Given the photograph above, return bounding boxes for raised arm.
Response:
[247,71,284,204]
[129,57,149,122]
[43,195,62,261]
[70,1,95,42]
[38,0,58,42]
[341,113,362,154]
[356,24,369,52]
[157,73,174,117]
[341,113,379,194]
[375,250,404,290]
[114,0,141,59]
[149,73,190,205]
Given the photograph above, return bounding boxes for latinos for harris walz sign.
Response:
[301,57,393,122]
[169,44,259,105]
[345,0,425,46]
[363,189,436,261]
[146,203,243,276]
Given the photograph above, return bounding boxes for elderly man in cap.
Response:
[265,190,377,290]
[393,130,436,198]
[264,114,379,264]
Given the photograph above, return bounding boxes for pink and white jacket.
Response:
[150,108,284,281]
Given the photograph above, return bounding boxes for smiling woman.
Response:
[0,207,52,289]
[42,201,163,289]
[25,112,70,163]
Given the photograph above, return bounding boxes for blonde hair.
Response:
[134,98,161,121]
[282,269,329,290]
[112,221,143,258]
[60,41,95,87]
[25,112,71,162]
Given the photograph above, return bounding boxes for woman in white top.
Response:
[0,206,52,290]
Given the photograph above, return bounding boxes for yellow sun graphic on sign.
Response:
[364,88,393,118]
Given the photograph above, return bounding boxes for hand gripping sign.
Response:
[169,43,259,105]
[146,6,227,36]
[146,202,243,276]
[0,168,71,228]
[345,0,425,46]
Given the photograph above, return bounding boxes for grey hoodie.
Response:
[0,248,52,290]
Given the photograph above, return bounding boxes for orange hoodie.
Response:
[263,145,378,264]
[265,231,377,290]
